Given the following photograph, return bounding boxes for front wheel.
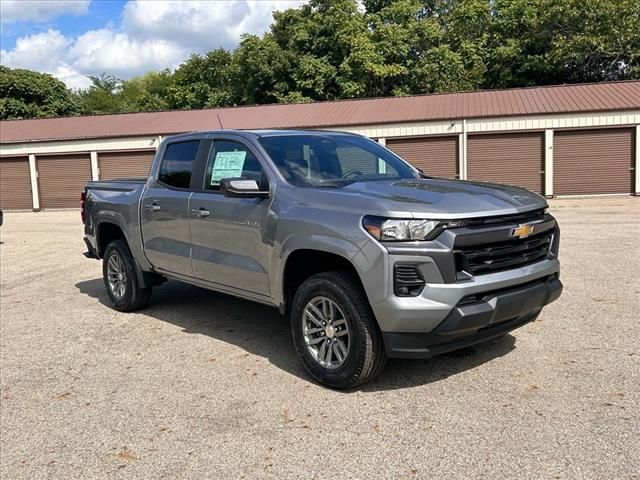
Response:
[290,271,386,389]
[102,239,151,312]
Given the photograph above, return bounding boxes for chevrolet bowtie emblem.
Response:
[511,224,535,239]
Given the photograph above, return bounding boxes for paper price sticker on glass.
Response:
[211,151,247,185]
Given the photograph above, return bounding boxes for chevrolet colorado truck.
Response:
[82,130,562,388]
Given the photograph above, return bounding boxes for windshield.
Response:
[259,134,419,187]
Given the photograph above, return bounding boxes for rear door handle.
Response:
[192,208,210,218]
[145,203,161,212]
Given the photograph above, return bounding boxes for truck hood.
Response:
[294,178,548,219]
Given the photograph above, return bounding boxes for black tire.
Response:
[102,239,151,312]
[290,271,387,389]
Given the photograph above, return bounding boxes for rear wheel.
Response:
[290,271,386,389]
[102,239,151,311]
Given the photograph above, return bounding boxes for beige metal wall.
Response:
[467,132,544,193]
[0,156,32,210]
[554,128,634,195]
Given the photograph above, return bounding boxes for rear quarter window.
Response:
[158,141,200,189]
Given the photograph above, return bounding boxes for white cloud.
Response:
[69,28,186,77]
[0,0,90,24]
[0,29,92,88]
[122,1,304,50]
[1,29,70,69]
[1,0,306,89]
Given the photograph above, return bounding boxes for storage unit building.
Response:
[0,81,638,209]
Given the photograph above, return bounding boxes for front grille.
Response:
[394,265,425,296]
[461,208,547,228]
[455,229,554,276]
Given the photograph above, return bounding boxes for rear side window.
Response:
[158,140,200,189]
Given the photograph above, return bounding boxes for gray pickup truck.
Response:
[83,130,562,388]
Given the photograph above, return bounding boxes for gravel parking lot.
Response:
[1,197,638,479]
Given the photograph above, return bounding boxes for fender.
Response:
[271,233,365,307]
[95,211,159,289]
[95,210,130,256]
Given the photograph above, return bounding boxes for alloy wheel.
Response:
[302,296,350,369]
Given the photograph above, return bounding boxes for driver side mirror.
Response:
[219,178,269,199]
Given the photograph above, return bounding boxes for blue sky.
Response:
[0,0,305,89]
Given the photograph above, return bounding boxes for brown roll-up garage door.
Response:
[386,136,458,178]
[0,156,32,210]
[467,132,544,193]
[554,128,634,195]
[99,150,155,180]
[37,154,92,209]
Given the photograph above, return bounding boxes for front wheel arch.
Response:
[281,249,366,314]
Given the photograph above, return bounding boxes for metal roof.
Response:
[1,81,639,144]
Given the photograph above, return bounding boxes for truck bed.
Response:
[83,178,147,263]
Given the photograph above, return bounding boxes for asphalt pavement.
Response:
[0,196,638,479]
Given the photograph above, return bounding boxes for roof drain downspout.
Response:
[28,153,40,211]
[635,125,640,195]
[458,119,468,180]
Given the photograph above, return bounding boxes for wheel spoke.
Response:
[324,341,333,364]
[332,343,343,362]
[336,338,348,357]
[335,329,348,337]
[305,327,324,335]
[322,299,331,320]
[108,256,118,272]
[307,336,325,345]
[318,341,327,362]
[332,318,346,327]
[305,305,325,327]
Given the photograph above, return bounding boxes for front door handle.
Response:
[145,203,161,212]
[192,208,210,218]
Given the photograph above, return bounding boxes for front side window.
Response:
[259,134,417,188]
[158,140,200,189]
[205,140,265,191]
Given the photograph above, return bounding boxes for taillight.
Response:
[80,191,86,224]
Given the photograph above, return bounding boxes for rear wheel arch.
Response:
[96,221,128,258]
[102,239,152,311]
[96,220,164,289]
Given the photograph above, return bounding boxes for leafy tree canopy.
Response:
[0,66,82,120]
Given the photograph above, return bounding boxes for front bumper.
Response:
[382,275,562,359]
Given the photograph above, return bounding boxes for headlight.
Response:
[363,216,441,241]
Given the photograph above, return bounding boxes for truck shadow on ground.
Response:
[75,278,516,392]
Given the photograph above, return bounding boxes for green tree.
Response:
[170,49,238,109]
[77,73,124,114]
[7,0,639,119]
[120,70,174,112]
[0,66,82,120]
[485,0,640,88]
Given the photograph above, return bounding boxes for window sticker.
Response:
[210,150,247,185]
[378,158,387,174]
